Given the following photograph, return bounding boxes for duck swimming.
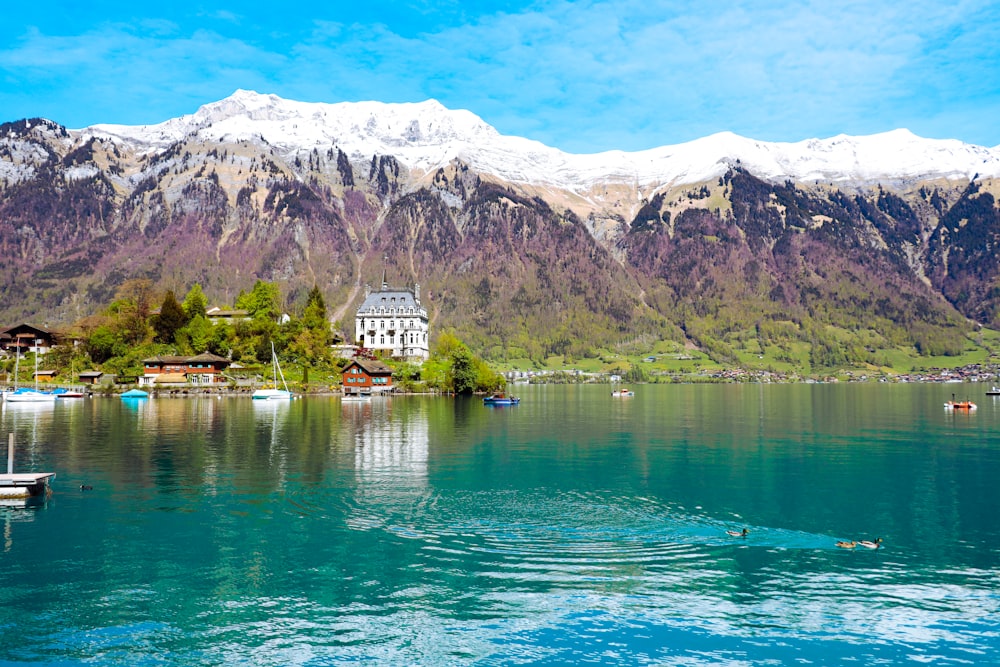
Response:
[859,538,883,549]
[726,528,749,537]
[835,540,857,549]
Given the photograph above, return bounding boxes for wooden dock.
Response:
[3,432,56,498]
[0,472,56,498]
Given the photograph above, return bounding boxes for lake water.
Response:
[2,384,999,666]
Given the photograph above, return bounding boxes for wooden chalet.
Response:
[0,323,60,355]
[79,371,112,385]
[140,352,232,386]
[341,358,394,395]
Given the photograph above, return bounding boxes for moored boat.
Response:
[252,342,295,400]
[3,388,56,403]
[51,387,86,398]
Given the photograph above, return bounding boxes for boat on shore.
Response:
[483,393,520,406]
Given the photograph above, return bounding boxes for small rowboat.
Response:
[483,393,520,406]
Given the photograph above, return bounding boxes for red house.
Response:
[341,358,394,395]
[140,352,232,386]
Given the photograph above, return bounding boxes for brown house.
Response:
[341,358,394,395]
[79,371,112,385]
[140,352,232,386]
[1,323,60,355]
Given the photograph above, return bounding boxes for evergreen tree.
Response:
[183,283,209,319]
[302,285,329,335]
[153,290,188,344]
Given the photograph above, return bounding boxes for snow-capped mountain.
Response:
[85,90,1000,190]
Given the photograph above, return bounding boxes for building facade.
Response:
[354,279,429,361]
[139,352,232,386]
[341,359,394,395]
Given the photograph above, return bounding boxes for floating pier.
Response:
[0,433,55,499]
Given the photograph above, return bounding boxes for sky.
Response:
[2,0,999,153]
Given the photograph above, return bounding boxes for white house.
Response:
[355,277,429,361]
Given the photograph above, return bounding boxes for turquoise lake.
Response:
[2,383,999,665]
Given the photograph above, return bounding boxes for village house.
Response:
[139,352,232,386]
[205,307,251,325]
[354,275,429,361]
[33,370,58,383]
[78,371,114,386]
[0,323,60,356]
[341,358,394,395]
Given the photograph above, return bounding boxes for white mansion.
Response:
[355,279,429,361]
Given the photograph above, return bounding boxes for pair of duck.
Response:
[725,529,883,550]
[836,538,882,549]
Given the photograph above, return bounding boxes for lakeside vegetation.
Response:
[5,278,999,392]
[3,279,504,395]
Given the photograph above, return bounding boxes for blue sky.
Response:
[2,0,999,152]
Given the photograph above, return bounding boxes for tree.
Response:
[236,280,282,322]
[183,283,208,319]
[302,285,330,339]
[110,279,154,346]
[179,314,214,354]
[451,346,478,395]
[153,290,188,344]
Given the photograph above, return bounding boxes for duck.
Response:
[858,537,883,549]
[835,540,857,549]
[726,528,749,537]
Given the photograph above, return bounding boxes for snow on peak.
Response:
[82,91,1000,189]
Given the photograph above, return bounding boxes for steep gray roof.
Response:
[357,285,426,315]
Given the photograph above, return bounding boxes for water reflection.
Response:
[1,387,998,665]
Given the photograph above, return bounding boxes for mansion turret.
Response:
[355,279,429,361]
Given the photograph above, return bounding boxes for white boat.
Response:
[611,387,634,397]
[4,389,56,403]
[3,348,55,403]
[252,343,294,400]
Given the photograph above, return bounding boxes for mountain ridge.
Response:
[2,93,1000,372]
[82,90,1000,192]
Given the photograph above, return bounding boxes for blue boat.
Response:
[483,393,520,406]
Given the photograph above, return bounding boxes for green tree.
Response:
[236,280,282,322]
[183,283,209,319]
[86,324,124,363]
[451,346,478,395]
[302,285,329,333]
[180,314,214,354]
[153,290,188,344]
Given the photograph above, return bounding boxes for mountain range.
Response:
[2,90,999,369]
